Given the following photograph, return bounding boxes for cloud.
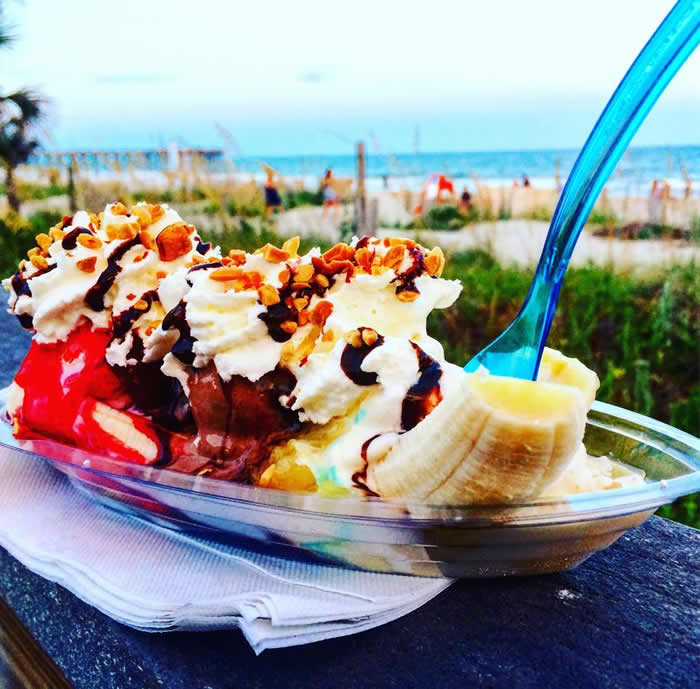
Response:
[297,70,325,84]
[93,73,176,85]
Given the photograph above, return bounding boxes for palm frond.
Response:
[1,89,45,123]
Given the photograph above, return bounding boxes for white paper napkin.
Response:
[0,441,452,653]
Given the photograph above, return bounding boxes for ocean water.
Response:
[231,145,700,196]
[32,145,700,197]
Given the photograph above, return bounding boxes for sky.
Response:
[2,0,699,156]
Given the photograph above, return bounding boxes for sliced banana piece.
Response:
[538,347,599,409]
[91,401,159,463]
[368,364,588,503]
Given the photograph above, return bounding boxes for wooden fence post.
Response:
[356,141,366,234]
[67,155,77,213]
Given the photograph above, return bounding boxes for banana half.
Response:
[367,348,599,503]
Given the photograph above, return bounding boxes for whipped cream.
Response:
[2,202,219,358]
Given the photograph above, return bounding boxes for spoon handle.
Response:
[524,0,700,371]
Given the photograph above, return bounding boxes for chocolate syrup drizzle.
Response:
[195,240,212,255]
[162,300,196,365]
[259,302,295,343]
[85,235,142,311]
[11,263,58,330]
[188,261,222,273]
[401,342,443,431]
[351,434,381,496]
[393,245,425,297]
[340,329,385,385]
[61,227,92,250]
[112,289,160,340]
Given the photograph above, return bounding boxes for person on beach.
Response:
[458,187,472,215]
[263,165,283,216]
[321,168,340,217]
[522,174,531,187]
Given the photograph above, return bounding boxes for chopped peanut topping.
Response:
[291,282,311,291]
[27,247,40,258]
[323,243,354,262]
[35,233,52,251]
[311,256,354,277]
[294,263,314,283]
[322,329,335,342]
[77,234,103,250]
[282,236,301,257]
[355,247,371,272]
[228,249,247,266]
[131,205,152,228]
[156,270,167,279]
[133,299,149,311]
[258,284,280,306]
[151,205,165,222]
[221,256,232,266]
[347,329,363,348]
[30,254,48,270]
[383,245,405,270]
[293,297,308,312]
[156,223,192,262]
[149,319,163,330]
[244,271,263,289]
[424,247,445,277]
[278,269,291,283]
[361,328,378,346]
[396,289,419,302]
[280,320,298,334]
[75,234,97,250]
[49,227,65,242]
[262,244,290,263]
[111,202,128,216]
[138,230,156,251]
[310,300,333,326]
[105,222,139,241]
[76,257,97,273]
[297,310,310,326]
[209,266,243,282]
[314,273,329,288]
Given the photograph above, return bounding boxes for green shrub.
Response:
[424,205,463,230]
[28,211,63,236]
[16,181,68,201]
[0,218,37,278]
[284,188,324,209]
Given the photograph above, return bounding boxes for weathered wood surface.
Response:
[0,300,698,689]
[0,518,697,689]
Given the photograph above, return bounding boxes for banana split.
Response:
[3,203,643,501]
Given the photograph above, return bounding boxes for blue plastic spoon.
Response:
[465,0,700,379]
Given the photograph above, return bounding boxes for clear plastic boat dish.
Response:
[1,399,698,578]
